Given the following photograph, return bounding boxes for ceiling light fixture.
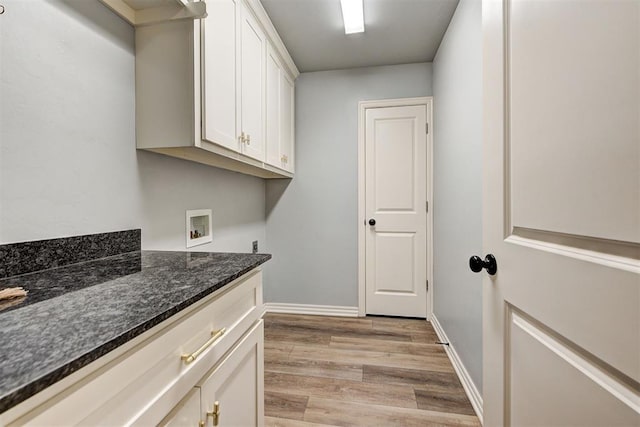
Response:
[340,0,365,34]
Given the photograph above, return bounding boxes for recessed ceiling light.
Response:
[340,0,365,34]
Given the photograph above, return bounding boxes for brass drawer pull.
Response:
[181,328,226,364]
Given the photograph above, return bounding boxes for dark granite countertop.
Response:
[0,250,271,413]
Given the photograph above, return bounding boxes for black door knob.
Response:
[368,218,376,226]
[469,254,497,275]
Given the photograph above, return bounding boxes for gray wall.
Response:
[0,0,265,252]
[432,0,483,390]
[264,63,432,305]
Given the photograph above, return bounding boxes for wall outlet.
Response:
[252,240,258,254]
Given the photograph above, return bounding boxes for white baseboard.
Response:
[430,314,484,425]
[264,303,359,317]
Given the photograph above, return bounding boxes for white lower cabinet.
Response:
[199,320,264,427]
[3,270,265,427]
[161,321,264,427]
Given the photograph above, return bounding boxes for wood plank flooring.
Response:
[264,313,480,427]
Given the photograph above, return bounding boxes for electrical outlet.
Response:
[252,240,258,254]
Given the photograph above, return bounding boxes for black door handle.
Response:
[368,218,376,226]
[469,254,497,275]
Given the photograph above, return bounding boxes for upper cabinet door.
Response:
[202,0,239,151]
[279,72,294,173]
[265,45,281,168]
[240,2,265,162]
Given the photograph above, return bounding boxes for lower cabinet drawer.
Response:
[9,269,263,426]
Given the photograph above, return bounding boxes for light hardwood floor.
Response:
[263,313,480,427]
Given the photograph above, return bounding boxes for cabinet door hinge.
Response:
[426,280,429,291]
[426,201,429,212]
[426,123,429,134]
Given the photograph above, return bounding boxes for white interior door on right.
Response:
[483,1,639,425]
[365,104,428,318]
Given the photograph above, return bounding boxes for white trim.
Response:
[357,97,434,320]
[430,314,484,424]
[264,303,359,317]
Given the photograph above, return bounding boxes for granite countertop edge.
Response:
[0,253,270,414]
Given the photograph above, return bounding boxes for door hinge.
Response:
[426,201,429,212]
[426,123,429,134]
[426,280,429,291]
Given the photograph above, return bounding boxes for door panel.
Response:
[240,4,265,161]
[365,105,427,318]
[374,233,416,294]
[509,0,639,244]
[199,321,264,427]
[483,1,640,425]
[508,310,638,427]
[374,118,416,211]
[280,73,294,172]
[202,0,238,151]
[265,46,281,167]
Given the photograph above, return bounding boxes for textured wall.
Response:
[432,0,483,391]
[264,63,432,306]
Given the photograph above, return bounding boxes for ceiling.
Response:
[260,0,459,73]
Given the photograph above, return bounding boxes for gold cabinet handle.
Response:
[246,134,251,145]
[240,132,246,143]
[181,328,226,364]
[206,401,220,426]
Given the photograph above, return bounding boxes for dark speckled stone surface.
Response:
[0,229,141,279]
[0,250,270,413]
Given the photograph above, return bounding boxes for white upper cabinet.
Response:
[280,71,294,173]
[98,0,207,27]
[202,0,238,152]
[134,0,298,179]
[265,46,282,168]
[265,43,295,173]
[239,3,266,162]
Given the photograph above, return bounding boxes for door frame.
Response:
[357,97,434,319]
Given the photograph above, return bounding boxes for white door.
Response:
[365,105,428,318]
[483,1,640,426]
[239,2,265,161]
